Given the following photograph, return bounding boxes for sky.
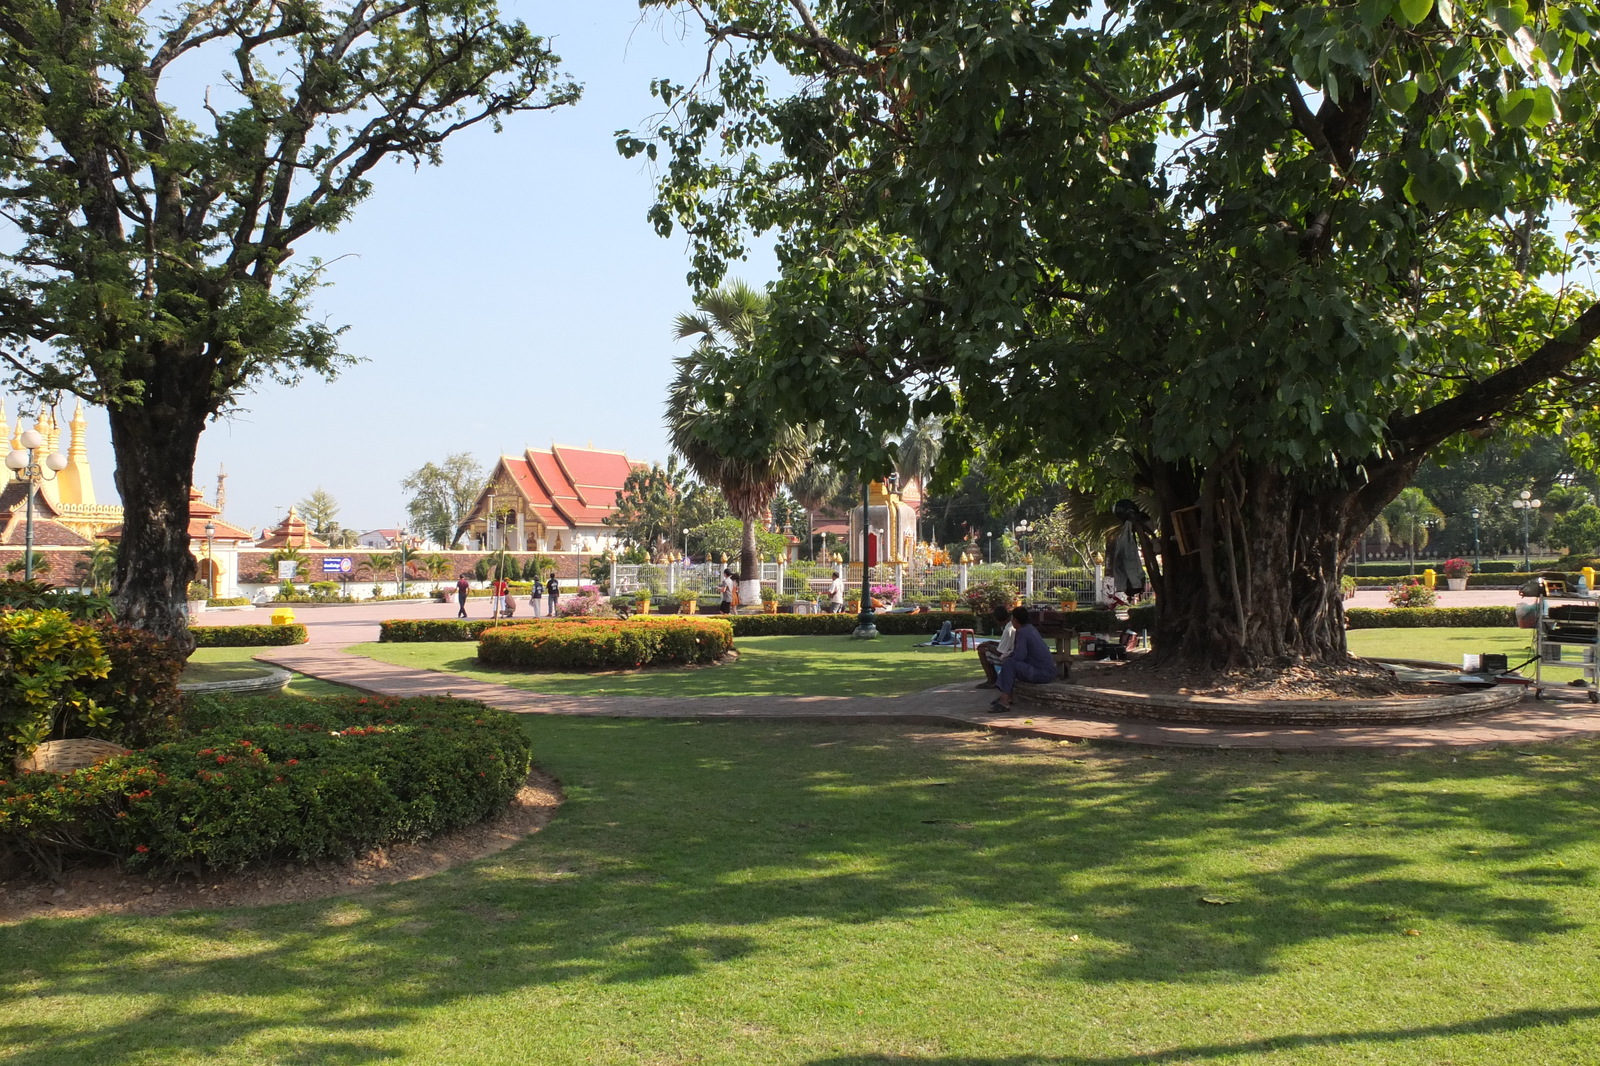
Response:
[11,0,776,538]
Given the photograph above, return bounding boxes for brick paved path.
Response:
[257,645,1600,752]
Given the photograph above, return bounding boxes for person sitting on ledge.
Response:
[989,605,1057,714]
[975,605,1015,689]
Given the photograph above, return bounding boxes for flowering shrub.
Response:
[0,609,113,760]
[1386,579,1437,608]
[556,585,619,619]
[870,583,899,606]
[478,617,734,670]
[1442,557,1472,579]
[964,580,1021,616]
[0,694,531,875]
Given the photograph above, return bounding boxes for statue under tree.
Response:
[627,0,1600,669]
[0,0,578,644]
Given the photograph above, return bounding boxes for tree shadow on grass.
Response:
[0,722,1596,1062]
[795,1005,1600,1064]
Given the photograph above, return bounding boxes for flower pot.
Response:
[680,601,697,614]
[1060,598,1077,612]
[637,601,651,614]
[1446,577,1466,591]
[763,602,777,614]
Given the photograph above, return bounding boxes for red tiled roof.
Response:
[462,445,636,539]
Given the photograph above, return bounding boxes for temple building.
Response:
[0,402,124,541]
[256,506,328,549]
[457,445,640,553]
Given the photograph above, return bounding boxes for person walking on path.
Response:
[828,570,845,614]
[720,568,735,614]
[545,573,560,616]
[989,605,1056,714]
[456,574,470,618]
[491,576,508,619]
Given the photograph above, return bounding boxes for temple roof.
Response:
[99,488,253,544]
[461,444,639,539]
[255,505,328,549]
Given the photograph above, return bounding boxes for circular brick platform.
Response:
[1012,678,1523,726]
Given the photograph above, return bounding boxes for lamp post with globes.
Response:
[5,427,68,581]
[204,520,217,599]
[1470,507,1481,573]
[1015,519,1032,557]
[986,530,993,564]
[1511,491,1541,572]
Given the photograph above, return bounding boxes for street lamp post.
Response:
[682,528,689,563]
[205,520,217,599]
[986,530,993,564]
[397,528,409,598]
[5,427,68,581]
[1511,491,1542,572]
[1015,519,1032,558]
[1470,507,1481,572]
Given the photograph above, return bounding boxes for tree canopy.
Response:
[628,0,1600,667]
[0,0,577,638]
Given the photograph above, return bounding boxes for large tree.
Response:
[297,487,340,539]
[666,282,809,605]
[403,452,487,549]
[605,454,725,559]
[628,0,1600,669]
[0,0,577,642]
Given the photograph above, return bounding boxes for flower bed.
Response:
[192,623,308,647]
[477,618,734,671]
[0,694,532,875]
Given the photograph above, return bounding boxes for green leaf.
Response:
[1396,0,1434,27]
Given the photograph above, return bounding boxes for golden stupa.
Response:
[0,401,124,540]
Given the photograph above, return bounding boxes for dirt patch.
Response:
[1071,654,1436,701]
[0,770,562,924]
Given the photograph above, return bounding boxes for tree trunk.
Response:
[738,514,761,608]
[1143,459,1389,670]
[107,398,203,652]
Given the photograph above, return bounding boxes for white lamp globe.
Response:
[45,452,68,472]
[5,449,27,471]
[18,429,42,449]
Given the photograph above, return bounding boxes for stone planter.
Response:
[186,599,206,619]
[1446,577,1467,591]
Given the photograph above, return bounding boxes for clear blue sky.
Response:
[44,0,775,538]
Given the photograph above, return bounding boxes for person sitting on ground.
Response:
[920,620,956,646]
[988,605,1058,714]
[975,605,1015,689]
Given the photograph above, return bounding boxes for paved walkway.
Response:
[256,644,1600,752]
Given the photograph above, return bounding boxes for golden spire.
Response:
[68,402,88,459]
[44,406,60,454]
[0,403,9,455]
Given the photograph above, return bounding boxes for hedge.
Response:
[1344,606,1519,628]
[0,694,531,875]
[1353,572,1546,588]
[1345,560,1559,577]
[192,623,308,647]
[381,618,545,642]
[478,618,734,670]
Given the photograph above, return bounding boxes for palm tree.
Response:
[1383,487,1444,575]
[667,282,809,606]
[894,417,943,494]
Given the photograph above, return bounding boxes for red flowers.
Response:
[134,844,149,853]
[286,759,299,766]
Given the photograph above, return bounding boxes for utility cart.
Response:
[1534,593,1599,703]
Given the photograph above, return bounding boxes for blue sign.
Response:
[323,557,353,574]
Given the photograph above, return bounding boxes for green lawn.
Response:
[4,718,1600,1064]
[185,647,357,698]
[1348,626,1585,685]
[345,633,978,697]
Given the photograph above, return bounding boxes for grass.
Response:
[185,647,357,698]
[3,716,1600,1064]
[1348,626,1586,685]
[345,633,978,698]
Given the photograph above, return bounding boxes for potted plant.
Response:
[1340,574,1357,600]
[186,580,210,617]
[1442,557,1471,591]
[760,585,779,613]
[636,590,652,614]
[676,590,698,614]
[1059,591,1078,611]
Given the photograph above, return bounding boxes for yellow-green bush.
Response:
[477,617,734,670]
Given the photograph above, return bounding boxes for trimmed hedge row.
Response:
[192,623,308,647]
[478,618,734,670]
[0,694,532,874]
[1352,572,1543,588]
[380,618,545,642]
[1345,606,1518,628]
[1345,560,1557,577]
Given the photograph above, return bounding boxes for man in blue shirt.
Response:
[990,605,1058,713]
